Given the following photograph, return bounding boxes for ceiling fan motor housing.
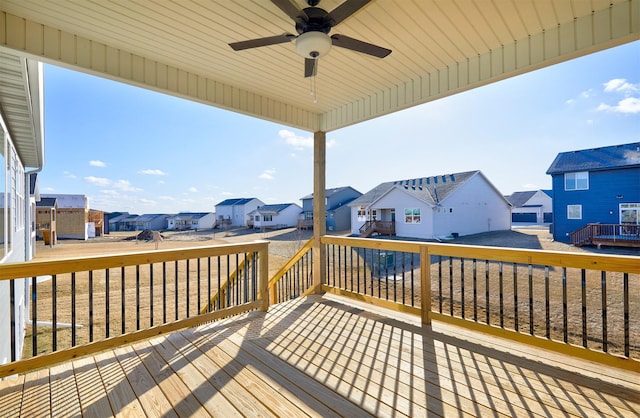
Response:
[296,31,332,58]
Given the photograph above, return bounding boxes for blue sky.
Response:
[41,40,639,215]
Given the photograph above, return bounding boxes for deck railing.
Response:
[0,241,269,378]
[319,236,639,371]
[570,223,640,247]
[268,238,314,304]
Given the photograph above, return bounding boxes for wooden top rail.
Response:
[0,241,270,280]
[321,235,640,274]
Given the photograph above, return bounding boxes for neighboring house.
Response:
[300,186,362,231]
[35,197,58,246]
[249,203,302,230]
[110,213,138,232]
[505,190,553,224]
[0,55,45,366]
[215,198,264,227]
[167,212,216,230]
[349,170,512,240]
[106,212,129,232]
[41,194,90,240]
[131,214,170,231]
[546,142,640,243]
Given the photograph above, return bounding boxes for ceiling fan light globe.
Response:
[295,31,331,59]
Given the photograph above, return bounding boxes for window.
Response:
[567,205,582,220]
[564,172,589,191]
[263,215,273,222]
[404,208,421,224]
[357,207,366,222]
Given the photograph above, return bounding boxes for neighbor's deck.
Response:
[1,295,638,417]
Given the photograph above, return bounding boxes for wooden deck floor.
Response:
[1,294,638,417]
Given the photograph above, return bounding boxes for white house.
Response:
[167,212,216,230]
[215,198,264,227]
[249,203,302,230]
[0,54,45,368]
[349,170,512,240]
[505,190,553,224]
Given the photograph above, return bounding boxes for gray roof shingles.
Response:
[546,142,640,174]
[350,171,479,207]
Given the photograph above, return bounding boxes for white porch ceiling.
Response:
[0,0,638,134]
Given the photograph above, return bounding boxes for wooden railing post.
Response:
[258,241,269,311]
[420,245,431,325]
[312,131,327,293]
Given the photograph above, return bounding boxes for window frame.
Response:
[567,204,582,220]
[564,172,589,191]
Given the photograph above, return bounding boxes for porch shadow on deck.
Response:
[1,294,638,417]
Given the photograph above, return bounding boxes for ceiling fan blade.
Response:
[327,0,371,26]
[304,58,318,78]
[331,34,391,58]
[229,33,295,51]
[271,0,308,23]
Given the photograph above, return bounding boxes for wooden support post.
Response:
[420,245,432,325]
[312,131,327,293]
[258,242,269,311]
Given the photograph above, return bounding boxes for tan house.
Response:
[41,194,89,240]
[35,197,57,246]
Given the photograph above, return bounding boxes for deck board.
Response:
[0,294,638,417]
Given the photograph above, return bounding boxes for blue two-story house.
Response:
[300,186,362,231]
[546,142,640,243]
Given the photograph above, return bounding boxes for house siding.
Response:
[434,175,511,237]
[253,204,301,229]
[551,167,640,242]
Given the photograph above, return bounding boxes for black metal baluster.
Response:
[175,260,179,320]
[438,256,443,313]
[356,249,361,294]
[624,273,629,357]
[401,252,406,305]
[121,267,125,334]
[31,276,37,357]
[562,267,568,343]
[581,269,587,347]
[136,265,140,330]
[528,265,533,336]
[601,271,607,352]
[410,252,415,307]
[10,279,15,361]
[513,262,518,332]
[485,261,490,325]
[217,256,222,310]
[545,266,550,339]
[149,264,154,326]
[472,259,477,322]
[162,262,167,322]
[449,257,453,316]
[186,259,191,316]
[105,269,109,338]
[207,257,211,314]
[89,270,94,341]
[72,272,76,346]
[349,247,354,292]
[337,245,341,289]
[392,251,397,302]
[499,262,504,328]
[461,259,465,319]
[197,258,202,313]
[52,274,57,351]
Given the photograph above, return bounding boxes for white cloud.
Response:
[139,169,167,176]
[84,176,111,186]
[89,160,106,167]
[64,171,77,179]
[221,191,233,196]
[188,186,198,193]
[138,198,156,205]
[158,195,175,201]
[100,189,119,196]
[597,97,640,114]
[279,129,337,150]
[259,168,276,180]
[279,129,312,150]
[42,186,55,192]
[113,179,142,192]
[603,78,639,94]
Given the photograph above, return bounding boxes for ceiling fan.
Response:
[229,0,392,77]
